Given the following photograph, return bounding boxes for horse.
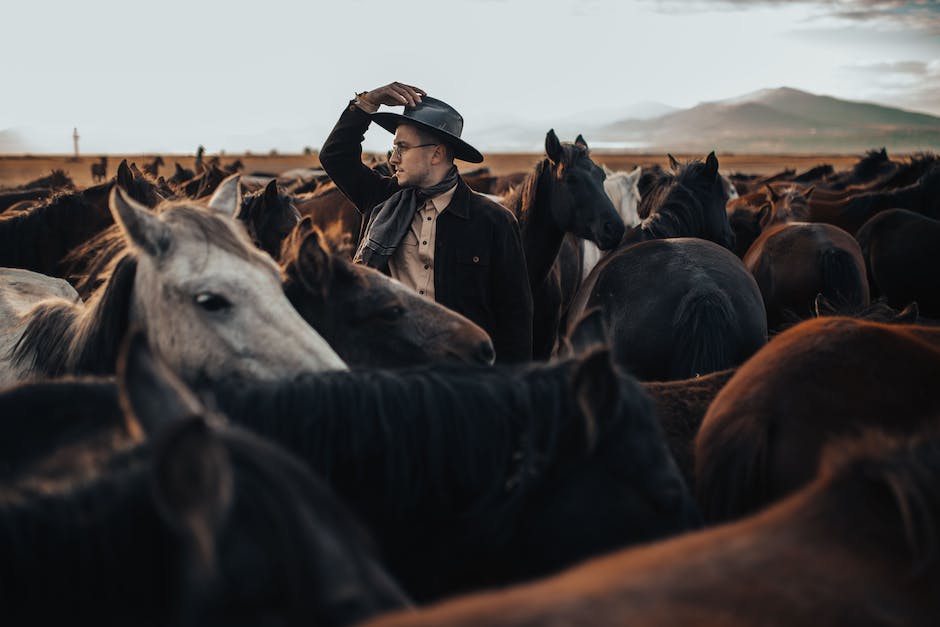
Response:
[209,348,700,601]
[695,316,940,523]
[566,238,766,381]
[502,130,625,359]
[168,162,195,187]
[1,175,345,388]
[294,182,363,256]
[578,166,642,281]
[856,209,940,317]
[622,152,734,251]
[235,178,301,260]
[0,333,408,625]
[141,155,164,177]
[90,156,108,183]
[363,429,940,627]
[744,221,869,331]
[279,219,496,368]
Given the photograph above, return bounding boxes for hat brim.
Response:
[372,112,484,164]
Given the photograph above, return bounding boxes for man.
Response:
[319,81,532,363]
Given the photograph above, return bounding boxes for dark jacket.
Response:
[319,102,533,363]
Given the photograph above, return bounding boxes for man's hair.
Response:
[414,127,455,163]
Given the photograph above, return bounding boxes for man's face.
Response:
[389,124,438,187]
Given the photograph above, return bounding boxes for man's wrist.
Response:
[354,91,379,113]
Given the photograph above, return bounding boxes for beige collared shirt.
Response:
[388,184,457,300]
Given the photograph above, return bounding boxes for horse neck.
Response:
[515,161,566,288]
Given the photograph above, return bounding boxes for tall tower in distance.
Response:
[73,127,80,160]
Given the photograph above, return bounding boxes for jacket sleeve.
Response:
[319,102,398,214]
[491,211,534,363]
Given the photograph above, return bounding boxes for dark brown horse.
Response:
[141,155,164,177]
[744,221,869,331]
[695,316,940,523]
[856,208,940,317]
[363,429,940,627]
[90,156,108,183]
[503,130,625,359]
[279,220,496,368]
[236,179,300,260]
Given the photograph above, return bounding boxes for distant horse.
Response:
[18,169,74,191]
[168,162,195,186]
[502,130,625,358]
[824,147,897,191]
[176,163,229,199]
[744,222,868,331]
[567,238,766,381]
[579,165,642,281]
[622,152,734,251]
[856,209,940,317]
[1,175,345,387]
[695,316,940,523]
[279,219,496,368]
[236,178,301,260]
[141,155,164,177]
[364,429,940,627]
[212,349,701,600]
[0,333,407,625]
[90,156,108,183]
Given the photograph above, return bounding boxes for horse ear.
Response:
[129,163,144,178]
[802,185,815,200]
[764,184,780,203]
[297,228,335,291]
[110,185,171,258]
[545,129,563,163]
[570,348,620,453]
[568,308,610,354]
[174,163,185,176]
[117,329,206,436]
[813,293,835,318]
[629,166,642,183]
[263,178,279,206]
[757,202,773,230]
[896,301,919,322]
[704,151,719,180]
[575,134,589,152]
[206,174,241,216]
[667,153,680,171]
[117,159,134,190]
[880,147,888,158]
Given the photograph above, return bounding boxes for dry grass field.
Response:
[0,152,875,189]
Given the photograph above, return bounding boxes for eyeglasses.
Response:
[389,143,438,158]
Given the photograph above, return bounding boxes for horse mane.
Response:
[637,160,719,239]
[211,359,605,545]
[12,254,138,377]
[0,190,96,268]
[817,429,940,573]
[20,169,74,191]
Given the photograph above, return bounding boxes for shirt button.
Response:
[427,217,432,221]
[419,290,425,295]
[422,240,427,245]
[473,256,480,263]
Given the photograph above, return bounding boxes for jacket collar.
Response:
[441,177,471,220]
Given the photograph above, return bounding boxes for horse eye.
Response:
[194,292,232,312]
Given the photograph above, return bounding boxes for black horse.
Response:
[236,178,301,260]
[208,349,700,601]
[856,208,940,317]
[622,152,734,251]
[567,238,766,381]
[0,334,408,626]
[503,130,625,358]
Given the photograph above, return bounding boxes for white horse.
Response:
[580,166,643,280]
[0,175,346,389]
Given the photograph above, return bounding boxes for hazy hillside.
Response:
[598,87,940,153]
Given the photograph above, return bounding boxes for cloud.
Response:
[845,60,930,76]
[845,58,940,115]
[639,0,940,32]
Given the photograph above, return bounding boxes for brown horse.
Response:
[695,316,940,523]
[141,155,164,177]
[364,428,940,627]
[90,156,108,183]
[279,219,496,368]
[294,182,362,256]
[744,221,869,331]
[856,208,940,317]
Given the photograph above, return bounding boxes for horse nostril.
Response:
[477,341,495,365]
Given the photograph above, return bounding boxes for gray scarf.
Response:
[354,166,459,268]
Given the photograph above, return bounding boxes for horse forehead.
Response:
[161,229,281,282]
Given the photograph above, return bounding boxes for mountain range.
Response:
[3,87,939,154]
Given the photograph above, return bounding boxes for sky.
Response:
[2,0,939,153]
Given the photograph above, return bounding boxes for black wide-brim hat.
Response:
[371,96,484,164]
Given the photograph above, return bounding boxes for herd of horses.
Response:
[1,135,939,625]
